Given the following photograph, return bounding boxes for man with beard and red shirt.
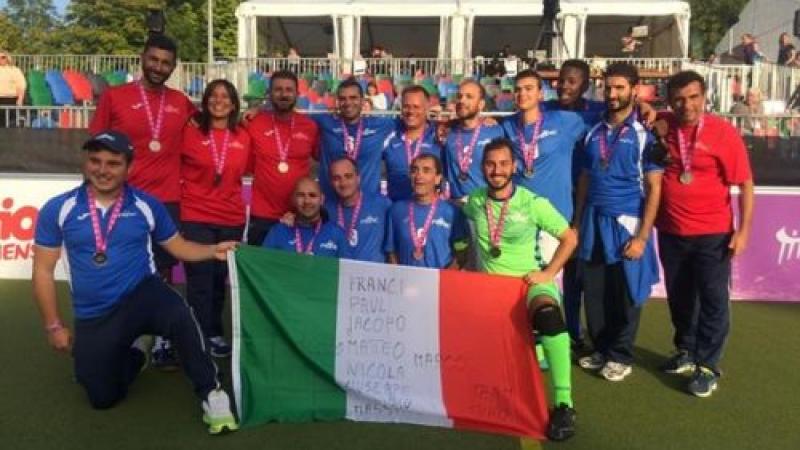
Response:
[89,34,196,369]
[244,70,319,245]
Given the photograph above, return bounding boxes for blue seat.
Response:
[45,70,75,106]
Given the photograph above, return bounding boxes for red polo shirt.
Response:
[656,113,753,236]
[245,111,319,220]
[180,125,252,226]
[89,82,197,203]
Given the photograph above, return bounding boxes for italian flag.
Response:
[229,246,550,439]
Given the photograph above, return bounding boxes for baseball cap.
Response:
[83,130,134,157]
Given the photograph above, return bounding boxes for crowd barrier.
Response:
[1,172,797,301]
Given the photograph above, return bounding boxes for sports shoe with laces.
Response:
[600,361,632,382]
[131,336,152,373]
[209,336,232,358]
[547,403,576,441]
[688,366,719,398]
[151,338,179,371]
[578,352,605,370]
[202,389,239,434]
[660,349,695,374]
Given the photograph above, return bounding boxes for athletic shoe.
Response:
[688,366,719,398]
[202,389,239,434]
[546,403,576,442]
[209,336,232,358]
[660,349,695,374]
[151,338,180,371]
[131,336,152,373]
[578,352,605,370]
[600,361,632,382]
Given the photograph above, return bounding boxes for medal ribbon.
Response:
[337,193,363,244]
[408,199,439,254]
[273,113,295,163]
[598,123,629,166]
[87,186,125,258]
[208,128,230,178]
[294,221,323,255]
[455,121,483,177]
[517,116,544,173]
[404,125,426,165]
[341,119,364,161]
[137,82,166,143]
[677,115,704,173]
[485,196,511,250]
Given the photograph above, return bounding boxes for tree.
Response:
[0,13,24,52]
[3,0,60,53]
[210,0,241,60]
[688,0,749,59]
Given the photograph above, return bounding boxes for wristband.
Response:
[45,321,64,334]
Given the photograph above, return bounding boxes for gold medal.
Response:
[679,171,693,184]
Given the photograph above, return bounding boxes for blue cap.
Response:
[83,130,134,157]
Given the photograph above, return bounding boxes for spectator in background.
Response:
[366,82,387,110]
[287,46,300,73]
[741,33,765,65]
[777,32,797,66]
[621,27,643,55]
[730,87,766,135]
[0,50,26,127]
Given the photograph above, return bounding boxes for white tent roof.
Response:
[238,0,689,18]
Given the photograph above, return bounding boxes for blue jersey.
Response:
[541,99,605,128]
[502,110,587,221]
[263,220,351,258]
[34,184,178,319]
[324,195,392,263]
[314,114,396,198]
[384,199,468,269]
[382,123,443,201]
[443,121,505,200]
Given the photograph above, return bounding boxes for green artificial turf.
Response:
[1,280,798,450]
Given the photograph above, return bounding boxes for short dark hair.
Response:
[199,79,240,134]
[666,70,707,99]
[482,138,514,164]
[604,62,639,87]
[514,69,543,89]
[143,34,177,58]
[337,77,364,97]
[329,155,359,175]
[402,84,430,100]
[411,153,442,175]
[270,70,298,90]
[459,79,487,100]
[560,59,590,82]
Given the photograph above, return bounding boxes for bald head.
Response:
[293,177,324,223]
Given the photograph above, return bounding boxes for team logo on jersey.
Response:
[360,215,380,225]
[538,129,558,139]
[432,218,451,229]
[319,240,338,250]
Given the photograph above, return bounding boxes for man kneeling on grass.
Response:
[31,130,239,434]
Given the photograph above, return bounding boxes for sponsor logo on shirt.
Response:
[360,215,380,225]
[293,132,310,141]
[507,212,528,223]
[319,240,338,250]
[263,130,275,137]
[432,218,451,229]
[539,129,558,139]
[164,105,181,114]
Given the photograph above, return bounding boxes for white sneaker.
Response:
[202,389,239,434]
[578,352,605,370]
[600,361,632,382]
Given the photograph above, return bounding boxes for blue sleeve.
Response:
[34,197,64,248]
[263,226,280,248]
[450,207,469,244]
[383,206,396,253]
[149,198,178,243]
[641,132,664,173]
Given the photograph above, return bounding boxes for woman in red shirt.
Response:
[180,79,251,358]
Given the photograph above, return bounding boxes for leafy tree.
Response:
[3,0,60,53]
[0,13,24,52]
[688,0,749,58]
[210,0,241,60]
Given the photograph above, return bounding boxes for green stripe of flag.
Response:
[233,245,345,426]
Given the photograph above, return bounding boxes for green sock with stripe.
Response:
[540,331,573,407]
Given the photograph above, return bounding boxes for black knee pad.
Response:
[532,304,566,337]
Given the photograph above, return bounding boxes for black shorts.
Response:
[153,202,180,273]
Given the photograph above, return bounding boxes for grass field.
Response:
[1,279,798,450]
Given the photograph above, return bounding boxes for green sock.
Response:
[540,331,573,408]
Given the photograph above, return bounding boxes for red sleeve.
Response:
[720,122,753,184]
[309,119,320,161]
[89,90,113,134]
[185,94,198,116]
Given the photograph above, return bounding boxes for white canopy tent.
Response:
[236,0,691,63]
